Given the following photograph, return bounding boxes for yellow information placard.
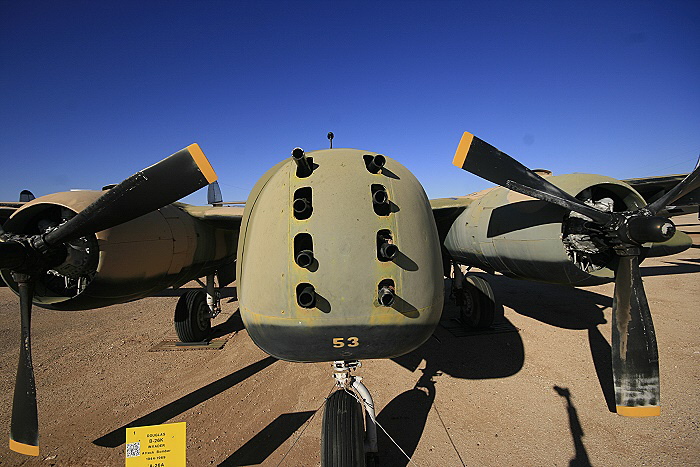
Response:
[125,422,186,467]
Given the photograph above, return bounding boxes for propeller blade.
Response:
[611,255,660,416]
[645,164,700,215]
[207,181,223,205]
[453,132,611,223]
[44,144,216,247]
[505,180,612,224]
[9,274,39,455]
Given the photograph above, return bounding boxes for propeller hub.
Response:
[625,215,676,245]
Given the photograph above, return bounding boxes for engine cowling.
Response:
[445,174,664,285]
[1,190,237,310]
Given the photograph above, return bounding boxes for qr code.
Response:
[126,441,141,458]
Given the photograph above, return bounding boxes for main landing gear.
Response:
[322,361,378,467]
[452,262,496,329]
[174,274,221,342]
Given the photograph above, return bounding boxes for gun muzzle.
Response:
[378,285,395,306]
[365,154,386,174]
[295,250,314,268]
[372,188,388,206]
[292,147,313,178]
[378,240,398,261]
[297,284,316,308]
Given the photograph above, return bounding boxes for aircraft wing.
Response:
[623,174,699,216]
[430,196,473,245]
[0,201,25,227]
[175,203,245,230]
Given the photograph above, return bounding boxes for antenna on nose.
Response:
[327,132,334,149]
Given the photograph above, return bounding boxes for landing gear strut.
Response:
[174,274,221,342]
[322,361,378,467]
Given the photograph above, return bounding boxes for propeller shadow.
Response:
[218,411,315,466]
[479,272,616,412]
[92,356,277,448]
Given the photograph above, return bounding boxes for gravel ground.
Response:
[0,214,697,466]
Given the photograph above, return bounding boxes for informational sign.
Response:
[125,422,186,467]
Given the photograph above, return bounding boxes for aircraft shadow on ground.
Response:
[209,309,245,339]
[130,272,619,464]
[640,261,700,276]
[218,411,316,466]
[375,278,525,465]
[482,273,616,413]
[376,273,617,465]
[375,373,436,466]
[93,356,277,448]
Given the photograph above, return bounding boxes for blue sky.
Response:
[1,1,698,204]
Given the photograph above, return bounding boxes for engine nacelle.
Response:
[445,174,653,286]
[237,149,444,362]
[1,191,237,310]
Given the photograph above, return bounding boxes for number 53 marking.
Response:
[333,337,360,348]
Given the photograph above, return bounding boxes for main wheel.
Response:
[321,390,366,467]
[461,275,496,329]
[174,290,211,342]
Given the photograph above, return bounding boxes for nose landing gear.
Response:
[322,360,378,467]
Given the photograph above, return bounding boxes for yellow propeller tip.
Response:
[187,143,218,184]
[616,405,660,417]
[453,132,475,169]
[9,439,39,456]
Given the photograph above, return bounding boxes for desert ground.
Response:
[0,214,697,466]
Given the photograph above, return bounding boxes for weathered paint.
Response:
[444,174,648,285]
[238,149,443,362]
[1,191,238,310]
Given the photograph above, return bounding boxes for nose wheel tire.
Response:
[460,275,495,329]
[174,290,211,342]
[321,390,366,467]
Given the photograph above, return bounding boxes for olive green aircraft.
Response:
[1,132,698,465]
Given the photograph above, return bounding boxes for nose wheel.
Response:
[322,361,378,467]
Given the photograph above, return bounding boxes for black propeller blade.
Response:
[9,273,39,456]
[612,256,659,416]
[1,143,216,456]
[504,180,612,224]
[43,144,216,248]
[452,131,691,417]
[452,132,613,224]
[645,163,700,215]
